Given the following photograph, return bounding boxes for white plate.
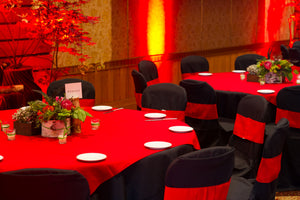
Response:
[76,153,107,162]
[144,113,166,119]
[92,105,113,111]
[198,72,212,76]
[257,89,275,94]
[144,141,172,150]
[0,155,3,161]
[232,70,246,73]
[169,126,194,133]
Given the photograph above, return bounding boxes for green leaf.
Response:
[294,69,299,74]
[287,72,293,81]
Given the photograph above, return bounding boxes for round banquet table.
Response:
[185,72,299,122]
[0,107,200,200]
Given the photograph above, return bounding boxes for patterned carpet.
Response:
[276,191,300,200]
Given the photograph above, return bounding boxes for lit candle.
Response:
[91,118,100,130]
[6,129,16,141]
[1,122,10,133]
[58,135,67,144]
[240,73,245,80]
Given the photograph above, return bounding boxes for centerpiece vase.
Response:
[41,119,70,138]
[265,72,284,84]
[71,97,81,133]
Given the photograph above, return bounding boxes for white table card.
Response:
[65,82,83,99]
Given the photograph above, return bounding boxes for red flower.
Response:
[277,64,281,69]
[61,99,73,110]
[264,61,272,70]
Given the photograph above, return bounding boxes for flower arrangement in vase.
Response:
[29,91,92,137]
[247,58,299,83]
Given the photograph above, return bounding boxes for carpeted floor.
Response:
[276,191,300,200]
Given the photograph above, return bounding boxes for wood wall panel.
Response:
[53,43,284,110]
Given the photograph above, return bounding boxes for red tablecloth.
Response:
[0,108,200,194]
[186,72,299,105]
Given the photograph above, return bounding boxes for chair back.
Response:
[234,54,265,70]
[0,168,90,200]
[280,44,289,60]
[276,86,300,190]
[131,69,147,110]
[250,118,289,200]
[180,55,209,79]
[47,78,95,106]
[276,86,300,129]
[230,95,269,178]
[288,48,300,66]
[138,60,159,86]
[179,79,227,147]
[292,41,300,50]
[164,146,235,200]
[141,83,187,121]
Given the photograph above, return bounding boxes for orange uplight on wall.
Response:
[147,0,165,56]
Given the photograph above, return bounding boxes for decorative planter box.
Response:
[41,119,70,138]
[265,72,284,84]
[14,121,41,136]
[247,74,259,82]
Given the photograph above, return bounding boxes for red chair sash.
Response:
[134,93,142,108]
[185,102,218,120]
[79,99,95,107]
[256,154,282,183]
[164,180,231,200]
[276,108,300,129]
[141,107,185,122]
[147,78,160,86]
[233,114,265,144]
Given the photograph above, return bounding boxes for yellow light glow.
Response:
[147,0,165,55]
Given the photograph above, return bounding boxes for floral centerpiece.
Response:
[247,59,298,83]
[12,106,41,136]
[29,91,92,137]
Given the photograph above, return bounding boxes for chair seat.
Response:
[227,176,254,200]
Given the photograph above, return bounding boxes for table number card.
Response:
[65,82,83,99]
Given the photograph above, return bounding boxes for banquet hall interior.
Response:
[1,0,300,199]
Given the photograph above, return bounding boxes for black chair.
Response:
[230,95,269,179]
[179,79,231,148]
[141,83,187,121]
[0,168,90,200]
[131,69,147,110]
[164,146,235,200]
[47,78,95,106]
[288,48,300,66]
[92,144,195,200]
[138,60,160,86]
[276,86,300,190]
[234,54,266,70]
[227,118,289,200]
[280,44,289,60]
[180,55,209,79]
[292,41,300,50]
